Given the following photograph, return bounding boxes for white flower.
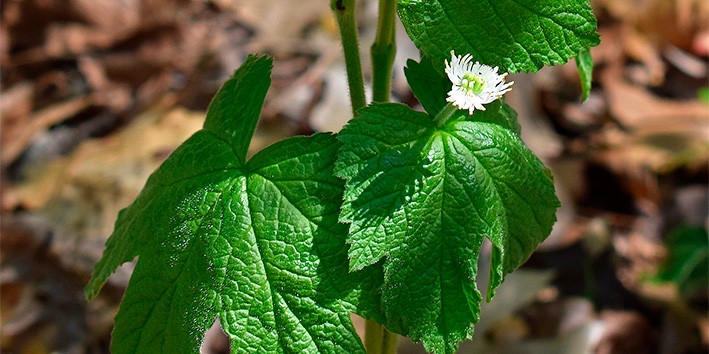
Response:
[444,51,513,114]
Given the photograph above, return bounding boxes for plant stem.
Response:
[332,0,398,352]
[365,320,397,354]
[332,0,367,113]
[381,326,398,354]
[371,0,397,102]
[434,102,459,127]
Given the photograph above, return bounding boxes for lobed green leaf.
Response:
[397,0,600,73]
[335,102,559,353]
[86,55,375,354]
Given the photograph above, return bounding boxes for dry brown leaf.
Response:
[0,82,34,143]
[601,66,708,129]
[594,0,709,51]
[622,27,666,86]
[7,107,202,212]
[39,0,189,58]
[221,0,331,51]
[597,65,709,177]
[1,96,93,165]
[70,0,142,30]
[43,23,124,58]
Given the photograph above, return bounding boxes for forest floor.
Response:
[1,0,708,353]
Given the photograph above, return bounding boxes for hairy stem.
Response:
[371,0,397,102]
[332,0,367,113]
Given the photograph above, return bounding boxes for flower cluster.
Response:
[444,51,513,114]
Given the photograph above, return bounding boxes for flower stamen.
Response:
[460,73,485,95]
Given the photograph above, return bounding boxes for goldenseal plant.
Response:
[85,1,600,353]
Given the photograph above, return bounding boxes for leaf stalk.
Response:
[434,102,459,127]
[371,0,397,102]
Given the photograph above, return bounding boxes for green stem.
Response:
[365,320,398,354]
[371,0,397,102]
[434,102,459,127]
[332,0,367,113]
[353,1,399,352]
[381,327,398,354]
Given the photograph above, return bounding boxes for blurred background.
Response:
[1,0,707,353]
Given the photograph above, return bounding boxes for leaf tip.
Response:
[347,251,370,273]
[84,276,103,300]
[575,49,594,102]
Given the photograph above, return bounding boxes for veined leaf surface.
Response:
[335,102,559,353]
[85,55,372,354]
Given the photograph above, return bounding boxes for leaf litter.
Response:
[1,0,707,353]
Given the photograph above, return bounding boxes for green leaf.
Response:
[698,87,709,104]
[464,100,521,135]
[657,226,708,298]
[85,55,371,354]
[335,103,559,353]
[397,0,600,73]
[575,49,593,101]
[404,56,450,115]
